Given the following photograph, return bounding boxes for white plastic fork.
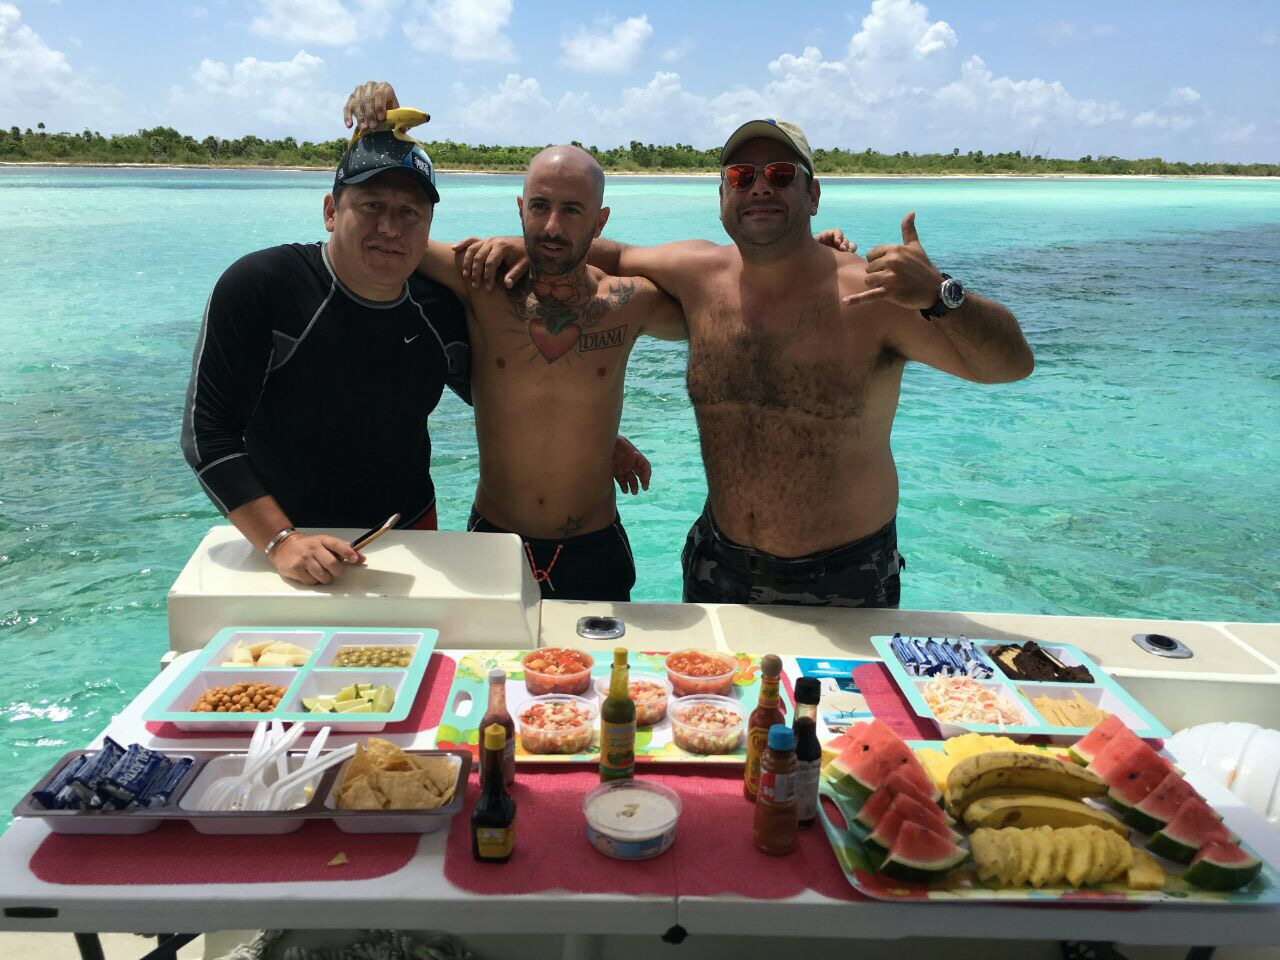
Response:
[220,722,307,812]
[196,720,268,811]
[259,724,331,810]
[256,743,356,811]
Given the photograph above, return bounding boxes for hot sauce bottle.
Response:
[472,723,516,863]
[599,647,636,781]
[792,677,822,829]
[744,654,784,801]
[753,724,799,856]
[480,668,515,787]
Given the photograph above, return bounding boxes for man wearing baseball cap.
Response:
[460,116,1033,608]
[181,125,470,585]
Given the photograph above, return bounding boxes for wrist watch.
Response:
[921,273,965,320]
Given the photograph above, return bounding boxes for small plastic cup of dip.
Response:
[517,694,598,754]
[593,672,673,726]
[668,695,747,755]
[583,780,682,860]
[664,649,737,698]
[522,648,594,696]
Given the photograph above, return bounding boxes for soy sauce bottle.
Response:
[792,677,822,829]
[471,723,516,863]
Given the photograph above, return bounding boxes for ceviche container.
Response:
[522,648,595,696]
[664,649,737,698]
[517,694,598,754]
[668,695,746,755]
[594,672,673,726]
[583,779,682,860]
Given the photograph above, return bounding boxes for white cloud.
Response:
[404,0,514,62]
[560,16,653,73]
[0,2,107,126]
[250,0,397,46]
[660,38,694,64]
[1168,86,1201,106]
[174,50,344,135]
[1132,110,1194,132]
[849,0,955,61]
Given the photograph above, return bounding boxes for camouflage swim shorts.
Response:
[680,504,905,608]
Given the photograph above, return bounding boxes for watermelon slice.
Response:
[854,771,951,831]
[1091,738,1175,810]
[1147,796,1235,863]
[1184,841,1263,891]
[827,722,938,802]
[863,794,962,854]
[1069,715,1133,766]
[877,820,969,884]
[1124,771,1203,834]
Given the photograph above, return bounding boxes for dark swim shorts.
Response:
[681,503,905,608]
[468,507,636,602]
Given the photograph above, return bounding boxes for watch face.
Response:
[941,277,965,309]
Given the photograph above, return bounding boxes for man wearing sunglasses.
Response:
[460,118,1034,609]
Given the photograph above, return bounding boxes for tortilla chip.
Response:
[413,756,457,802]
[366,738,413,771]
[369,770,437,809]
[337,776,385,810]
[327,852,349,867]
[341,743,374,789]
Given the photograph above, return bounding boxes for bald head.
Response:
[525,145,605,208]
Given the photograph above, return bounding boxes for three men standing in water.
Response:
[184,80,1032,608]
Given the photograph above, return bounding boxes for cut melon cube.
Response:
[246,640,275,658]
[256,652,294,668]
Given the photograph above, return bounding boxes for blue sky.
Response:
[3,0,1277,162]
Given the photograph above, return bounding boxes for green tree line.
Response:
[2,124,1275,177]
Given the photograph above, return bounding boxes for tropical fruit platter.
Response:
[817,716,1280,903]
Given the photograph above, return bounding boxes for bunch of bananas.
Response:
[946,750,1107,817]
[971,825,1165,890]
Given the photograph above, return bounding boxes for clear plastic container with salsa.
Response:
[664,649,736,697]
[522,648,594,696]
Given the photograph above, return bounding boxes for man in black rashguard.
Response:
[181,129,469,585]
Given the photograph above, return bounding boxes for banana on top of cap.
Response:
[350,107,431,147]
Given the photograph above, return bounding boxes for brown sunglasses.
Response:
[721,161,811,191]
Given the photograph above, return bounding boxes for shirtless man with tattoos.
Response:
[346,84,686,601]
[461,118,1034,608]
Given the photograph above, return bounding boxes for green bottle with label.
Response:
[599,647,636,781]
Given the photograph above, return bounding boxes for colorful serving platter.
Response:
[433,649,788,764]
[143,626,438,733]
[871,635,1170,740]
[815,743,1280,904]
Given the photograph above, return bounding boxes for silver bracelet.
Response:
[264,527,298,556]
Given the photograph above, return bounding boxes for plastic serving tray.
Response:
[815,745,1280,905]
[433,649,788,764]
[13,747,469,836]
[871,635,1170,741]
[143,626,438,733]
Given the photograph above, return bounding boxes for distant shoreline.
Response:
[1,160,1276,181]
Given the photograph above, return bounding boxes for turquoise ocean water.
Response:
[1,167,1277,823]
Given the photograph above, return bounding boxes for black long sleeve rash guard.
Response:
[181,242,470,529]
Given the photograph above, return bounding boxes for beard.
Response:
[524,230,592,276]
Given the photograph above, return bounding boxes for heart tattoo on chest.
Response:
[506,275,636,365]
